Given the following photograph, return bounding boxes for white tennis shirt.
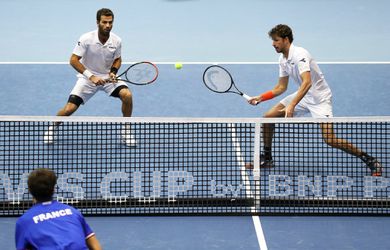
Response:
[73,30,122,77]
[279,44,332,103]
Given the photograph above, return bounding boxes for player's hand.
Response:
[108,72,118,83]
[90,75,106,86]
[248,96,260,105]
[284,104,295,117]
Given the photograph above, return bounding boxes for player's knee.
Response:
[264,105,285,118]
[120,89,133,103]
[263,111,281,118]
[323,134,336,147]
[62,95,83,116]
[60,103,78,116]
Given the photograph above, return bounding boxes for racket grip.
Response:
[242,93,251,101]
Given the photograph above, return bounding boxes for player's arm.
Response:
[284,71,312,117]
[109,56,122,81]
[86,235,102,250]
[69,54,105,86]
[248,76,289,105]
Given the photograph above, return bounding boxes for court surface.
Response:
[1,0,390,249]
[0,63,389,249]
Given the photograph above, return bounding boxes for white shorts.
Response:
[70,76,128,104]
[280,92,333,118]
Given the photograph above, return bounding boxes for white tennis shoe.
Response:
[121,127,136,147]
[43,125,56,144]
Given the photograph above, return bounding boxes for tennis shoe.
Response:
[260,158,274,168]
[244,154,274,169]
[43,125,55,144]
[366,158,383,177]
[121,129,136,147]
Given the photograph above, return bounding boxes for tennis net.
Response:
[0,116,389,216]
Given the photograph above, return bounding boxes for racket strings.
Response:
[125,63,157,84]
[203,67,232,93]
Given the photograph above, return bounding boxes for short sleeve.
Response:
[114,41,121,60]
[296,50,311,74]
[72,36,87,57]
[279,62,289,77]
[75,209,94,239]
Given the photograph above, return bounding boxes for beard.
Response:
[99,26,111,37]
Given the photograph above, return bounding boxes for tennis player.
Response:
[247,24,382,176]
[44,8,136,146]
[15,168,101,250]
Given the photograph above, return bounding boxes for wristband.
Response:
[260,90,275,101]
[110,67,118,75]
[82,70,93,79]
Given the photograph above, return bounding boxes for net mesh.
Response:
[0,116,389,216]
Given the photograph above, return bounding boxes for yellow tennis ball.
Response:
[175,62,183,70]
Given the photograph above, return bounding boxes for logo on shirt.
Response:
[287,60,294,66]
[300,58,306,63]
[32,208,73,224]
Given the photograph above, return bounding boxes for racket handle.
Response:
[242,93,251,101]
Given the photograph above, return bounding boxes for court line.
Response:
[252,216,268,250]
[0,61,390,65]
[228,124,268,250]
[228,124,253,198]
[250,122,268,249]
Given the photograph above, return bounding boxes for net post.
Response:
[253,121,261,180]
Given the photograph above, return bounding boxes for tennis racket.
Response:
[113,61,159,85]
[202,65,250,101]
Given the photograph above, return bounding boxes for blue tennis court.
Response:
[1,63,390,249]
[1,0,390,249]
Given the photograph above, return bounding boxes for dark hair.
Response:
[96,8,114,21]
[268,24,294,43]
[28,168,57,202]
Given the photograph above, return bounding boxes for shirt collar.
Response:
[285,43,295,62]
[93,30,112,46]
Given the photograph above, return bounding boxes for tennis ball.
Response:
[175,62,183,70]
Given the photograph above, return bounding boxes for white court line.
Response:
[251,122,268,249]
[228,124,268,250]
[252,216,268,250]
[0,61,390,65]
[228,124,253,198]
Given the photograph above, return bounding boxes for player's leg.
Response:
[261,102,286,167]
[44,78,94,144]
[261,92,308,168]
[110,85,136,147]
[320,122,365,155]
[310,99,382,176]
[117,86,133,117]
[43,95,84,144]
[57,95,83,116]
[320,123,382,176]
[245,101,286,169]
